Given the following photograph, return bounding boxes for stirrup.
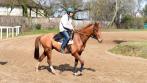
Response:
[68,40,73,44]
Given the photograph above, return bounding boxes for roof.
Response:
[0,0,40,8]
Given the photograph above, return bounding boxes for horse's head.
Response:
[91,22,103,43]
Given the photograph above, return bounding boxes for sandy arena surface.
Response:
[0,31,147,83]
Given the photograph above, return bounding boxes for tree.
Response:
[4,0,29,17]
[88,0,115,21]
[112,0,136,28]
[108,0,118,27]
[35,0,54,17]
[34,0,85,18]
[143,4,147,16]
[88,0,137,28]
[21,0,29,17]
[135,0,144,16]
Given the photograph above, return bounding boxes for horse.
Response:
[34,22,103,76]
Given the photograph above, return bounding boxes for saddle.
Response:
[53,31,74,45]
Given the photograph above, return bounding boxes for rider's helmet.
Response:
[66,7,75,15]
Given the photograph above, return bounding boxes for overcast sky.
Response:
[34,0,147,9]
[142,0,147,9]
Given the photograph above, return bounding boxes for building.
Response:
[0,0,43,17]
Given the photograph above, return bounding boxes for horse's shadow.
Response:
[113,40,127,44]
[38,64,96,73]
[0,61,8,65]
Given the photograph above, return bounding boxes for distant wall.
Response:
[0,16,96,32]
[0,16,30,31]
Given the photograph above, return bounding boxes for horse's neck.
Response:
[80,34,90,44]
[78,26,93,44]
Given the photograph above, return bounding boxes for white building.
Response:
[0,0,43,17]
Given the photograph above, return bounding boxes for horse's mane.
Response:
[84,23,93,28]
[77,23,93,32]
[81,22,99,30]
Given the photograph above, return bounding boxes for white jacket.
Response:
[59,14,74,32]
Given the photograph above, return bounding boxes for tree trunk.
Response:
[108,0,118,28]
[22,5,28,17]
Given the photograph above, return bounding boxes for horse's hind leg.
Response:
[46,50,56,74]
[35,51,46,72]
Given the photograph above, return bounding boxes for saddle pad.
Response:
[57,40,73,45]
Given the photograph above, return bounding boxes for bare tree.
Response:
[108,0,136,27]
[34,0,85,17]
[57,0,83,10]
[88,0,116,23]
[88,0,137,28]
[134,0,144,16]
[108,0,118,27]
[143,4,147,16]
[34,0,54,17]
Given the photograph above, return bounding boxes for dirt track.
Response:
[0,31,147,83]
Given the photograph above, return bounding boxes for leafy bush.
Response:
[122,15,132,23]
[35,24,41,30]
[120,15,144,29]
[143,17,147,23]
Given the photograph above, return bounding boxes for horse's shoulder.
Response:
[73,32,81,41]
[39,33,55,40]
[42,33,55,38]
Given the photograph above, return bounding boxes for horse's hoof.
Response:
[51,70,58,75]
[52,72,59,76]
[73,73,77,76]
[73,71,82,76]
[35,68,39,72]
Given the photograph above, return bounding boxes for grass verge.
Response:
[20,28,59,36]
[102,28,147,32]
[109,41,147,59]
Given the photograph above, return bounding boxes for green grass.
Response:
[20,28,147,35]
[109,41,147,59]
[20,28,59,36]
[102,28,147,32]
[2,28,147,37]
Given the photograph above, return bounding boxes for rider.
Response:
[59,7,75,53]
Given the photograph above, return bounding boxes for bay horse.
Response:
[34,22,102,76]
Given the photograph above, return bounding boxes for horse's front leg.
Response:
[72,53,84,76]
[73,59,78,73]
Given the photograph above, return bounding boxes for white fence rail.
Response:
[0,26,21,39]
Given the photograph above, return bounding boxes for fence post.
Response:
[7,27,9,38]
[0,26,21,39]
[0,27,2,39]
[12,27,14,38]
[15,26,21,36]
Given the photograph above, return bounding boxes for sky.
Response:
[34,0,147,10]
[142,0,147,9]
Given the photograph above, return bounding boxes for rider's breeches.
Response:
[61,31,70,49]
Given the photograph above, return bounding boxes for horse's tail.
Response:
[34,36,41,60]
